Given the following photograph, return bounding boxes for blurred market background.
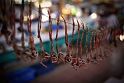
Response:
[0,0,124,83]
